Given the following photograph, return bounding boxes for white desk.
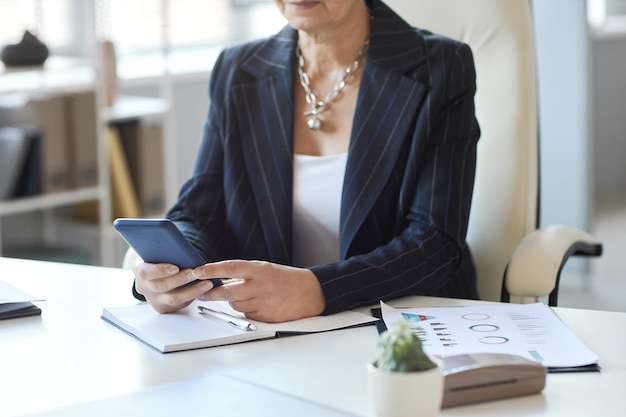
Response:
[1,257,625,417]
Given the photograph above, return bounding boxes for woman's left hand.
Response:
[192,260,326,323]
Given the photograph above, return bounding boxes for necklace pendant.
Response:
[297,37,368,133]
[307,116,321,131]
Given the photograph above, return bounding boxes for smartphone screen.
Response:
[113,218,223,287]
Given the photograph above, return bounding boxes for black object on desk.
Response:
[0,302,41,320]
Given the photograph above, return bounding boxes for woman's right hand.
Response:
[132,261,216,314]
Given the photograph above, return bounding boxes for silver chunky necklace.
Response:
[296,39,369,131]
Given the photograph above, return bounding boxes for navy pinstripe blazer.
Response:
[167,0,481,314]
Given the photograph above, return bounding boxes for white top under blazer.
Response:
[292,153,348,267]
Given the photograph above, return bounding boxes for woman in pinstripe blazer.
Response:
[133,0,480,322]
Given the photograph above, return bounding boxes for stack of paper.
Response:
[379,302,599,372]
[0,280,43,320]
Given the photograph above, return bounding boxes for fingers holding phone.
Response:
[113,218,224,313]
[133,261,215,314]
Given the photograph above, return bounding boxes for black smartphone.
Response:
[113,218,223,287]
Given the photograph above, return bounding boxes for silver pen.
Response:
[197,305,257,332]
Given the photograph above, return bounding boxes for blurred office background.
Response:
[0,0,624,312]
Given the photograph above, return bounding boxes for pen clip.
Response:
[198,305,257,332]
[227,320,257,332]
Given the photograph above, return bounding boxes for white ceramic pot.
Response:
[366,359,444,417]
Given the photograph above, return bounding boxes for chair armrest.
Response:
[502,225,602,306]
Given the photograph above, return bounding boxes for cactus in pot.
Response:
[375,320,437,372]
[367,319,443,417]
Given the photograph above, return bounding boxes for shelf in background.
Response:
[0,56,94,94]
[104,95,169,123]
[0,186,103,216]
[51,216,131,267]
[591,15,626,40]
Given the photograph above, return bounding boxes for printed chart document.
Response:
[379,302,599,371]
[102,300,377,353]
[0,280,43,320]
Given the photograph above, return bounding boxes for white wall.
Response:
[532,0,592,235]
[592,32,626,197]
[168,78,212,197]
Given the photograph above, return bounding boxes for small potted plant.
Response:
[366,320,444,417]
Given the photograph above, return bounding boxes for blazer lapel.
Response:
[233,28,297,264]
[340,3,428,258]
[227,5,430,264]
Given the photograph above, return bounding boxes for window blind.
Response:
[1,0,283,59]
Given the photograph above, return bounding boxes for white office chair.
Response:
[384,0,602,305]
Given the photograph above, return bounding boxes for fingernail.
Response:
[167,265,179,275]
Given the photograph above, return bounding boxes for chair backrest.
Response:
[383,0,539,301]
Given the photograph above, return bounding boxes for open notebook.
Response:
[102,300,377,353]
